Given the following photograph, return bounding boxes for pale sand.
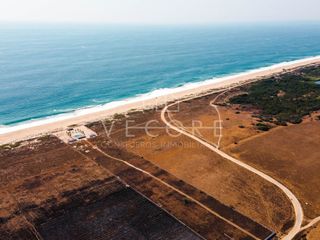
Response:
[1,57,320,144]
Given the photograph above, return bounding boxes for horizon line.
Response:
[1,20,320,26]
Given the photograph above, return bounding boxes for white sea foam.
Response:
[1,55,320,135]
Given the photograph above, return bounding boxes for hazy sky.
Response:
[0,0,319,24]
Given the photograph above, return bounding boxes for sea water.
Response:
[1,23,320,131]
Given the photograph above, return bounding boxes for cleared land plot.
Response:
[76,136,273,239]
[88,109,290,235]
[37,188,200,240]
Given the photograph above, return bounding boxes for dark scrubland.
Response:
[0,136,201,240]
[230,65,320,125]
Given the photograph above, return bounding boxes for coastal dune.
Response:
[1,56,320,144]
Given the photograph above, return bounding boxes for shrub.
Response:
[256,123,272,131]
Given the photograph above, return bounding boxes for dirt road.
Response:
[161,88,303,240]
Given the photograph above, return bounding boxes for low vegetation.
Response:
[230,65,320,124]
[256,123,272,132]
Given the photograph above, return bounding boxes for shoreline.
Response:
[1,56,320,144]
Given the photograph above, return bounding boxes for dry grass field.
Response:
[168,85,320,222]
[227,122,320,219]
[92,103,294,234]
[164,70,320,239]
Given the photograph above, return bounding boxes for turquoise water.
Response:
[1,23,320,127]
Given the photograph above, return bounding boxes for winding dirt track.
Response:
[299,216,320,233]
[160,87,304,240]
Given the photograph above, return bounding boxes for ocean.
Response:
[1,23,320,132]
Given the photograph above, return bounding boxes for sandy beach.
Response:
[1,56,320,144]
